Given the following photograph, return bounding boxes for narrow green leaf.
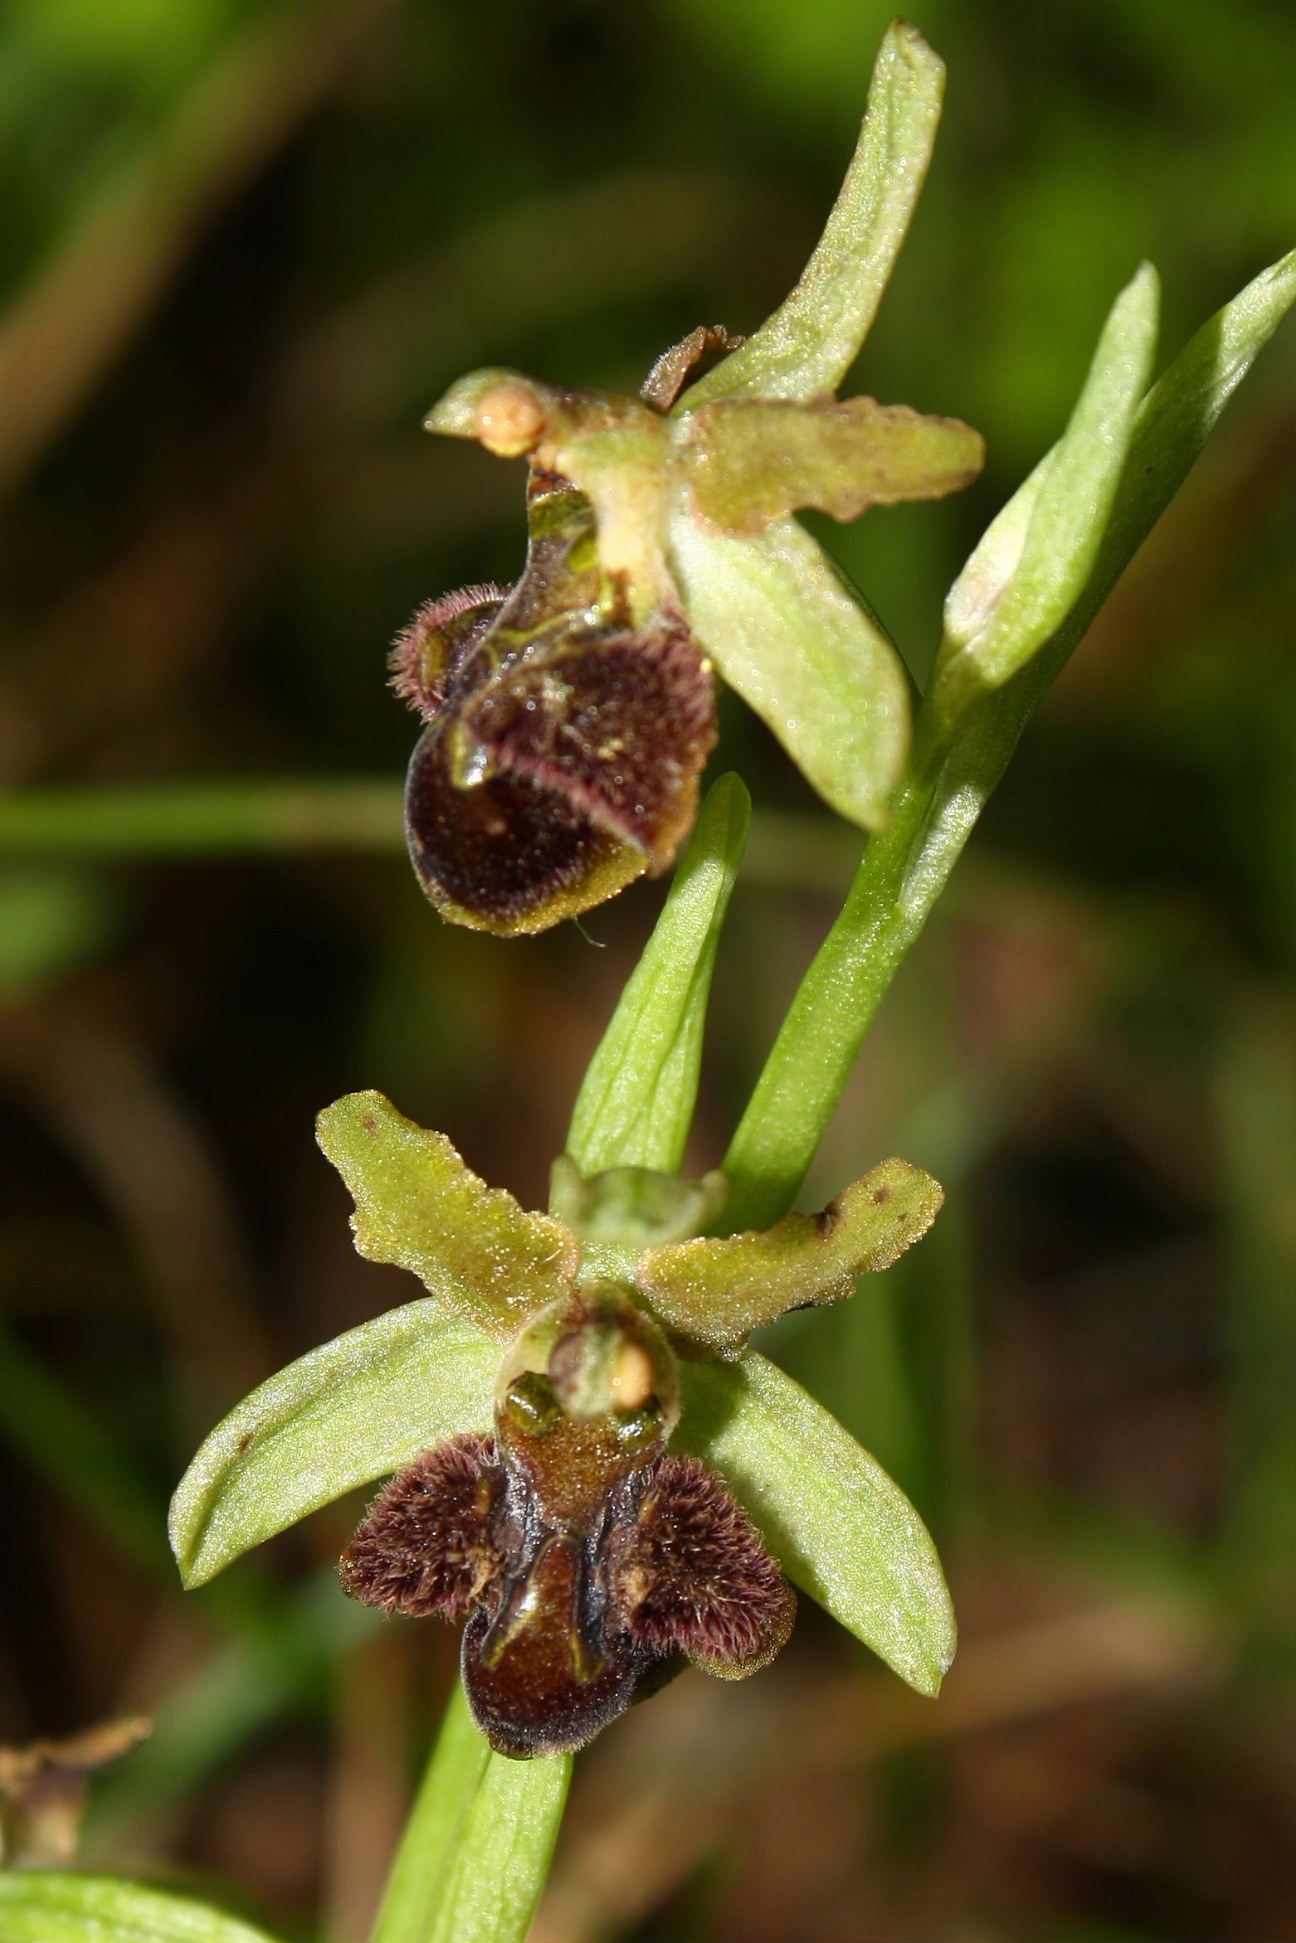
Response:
[316,1091,578,1341]
[927,263,1161,734]
[637,1158,943,1351]
[678,1353,955,1694]
[169,1302,497,1587]
[668,511,910,830]
[566,773,750,1175]
[0,1874,279,1943]
[675,21,945,408]
[722,247,1296,1230]
[372,1683,570,1943]
[681,396,983,535]
[1084,247,1296,617]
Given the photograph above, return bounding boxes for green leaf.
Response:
[1083,247,1296,620]
[637,1158,943,1351]
[678,1353,955,1694]
[372,1683,570,1943]
[566,773,750,1175]
[681,396,984,535]
[169,1302,497,1587]
[674,21,945,408]
[927,263,1161,735]
[0,1874,280,1943]
[668,511,910,830]
[720,247,1296,1232]
[316,1091,578,1340]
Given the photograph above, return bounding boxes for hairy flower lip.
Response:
[395,467,716,935]
[337,1292,796,1758]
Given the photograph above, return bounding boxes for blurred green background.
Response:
[0,0,1292,1938]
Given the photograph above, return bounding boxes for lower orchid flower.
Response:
[169,1078,952,1758]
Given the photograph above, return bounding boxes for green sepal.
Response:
[638,1159,943,1352]
[678,1353,955,1695]
[0,1875,281,1943]
[667,510,910,830]
[567,773,750,1175]
[927,262,1161,737]
[169,1303,497,1588]
[674,21,946,410]
[316,1091,578,1340]
[681,395,983,535]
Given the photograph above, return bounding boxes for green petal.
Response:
[638,1159,942,1351]
[678,1354,955,1694]
[681,396,983,535]
[0,1875,280,1943]
[566,773,750,1176]
[668,509,910,829]
[674,22,945,409]
[316,1091,578,1340]
[169,1302,497,1587]
[928,263,1160,734]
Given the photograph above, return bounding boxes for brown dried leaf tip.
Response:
[393,469,715,936]
[0,1717,150,1866]
[339,1289,793,1758]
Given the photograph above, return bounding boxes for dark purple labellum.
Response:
[391,471,716,936]
[341,1436,793,1759]
[339,1292,793,1757]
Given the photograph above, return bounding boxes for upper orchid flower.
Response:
[393,23,983,933]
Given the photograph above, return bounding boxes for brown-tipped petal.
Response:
[637,1158,944,1352]
[339,1434,503,1619]
[613,1453,795,1677]
[389,585,508,723]
[640,324,746,414]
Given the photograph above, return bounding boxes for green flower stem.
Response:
[721,770,948,1231]
[723,246,1296,1232]
[370,1683,570,1943]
